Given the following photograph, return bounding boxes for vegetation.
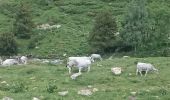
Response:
[120,0,150,52]
[0,0,169,57]
[0,32,18,56]
[0,57,169,99]
[89,11,118,53]
[13,1,33,39]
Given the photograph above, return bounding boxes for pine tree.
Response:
[0,33,18,56]
[88,11,117,53]
[13,1,33,39]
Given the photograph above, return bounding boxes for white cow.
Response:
[66,58,91,74]
[91,54,102,61]
[136,62,158,76]
[2,59,19,66]
[20,56,28,64]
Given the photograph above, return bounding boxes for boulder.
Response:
[111,67,122,75]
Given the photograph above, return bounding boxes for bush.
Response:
[9,81,27,93]
[46,81,58,93]
[0,32,18,56]
[13,1,33,39]
[88,10,118,53]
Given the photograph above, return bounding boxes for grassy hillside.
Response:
[0,57,169,100]
[0,0,170,57]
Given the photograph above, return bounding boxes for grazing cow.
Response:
[136,62,158,76]
[66,58,92,74]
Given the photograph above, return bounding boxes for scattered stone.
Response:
[30,77,36,80]
[128,73,132,76]
[71,73,82,80]
[35,46,39,49]
[37,23,61,30]
[152,96,159,98]
[63,53,67,57]
[2,97,13,100]
[32,87,38,90]
[58,91,68,96]
[108,3,112,5]
[31,58,41,62]
[111,67,122,75]
[128,96,136,100]
[50,59,63,65]
[42,59,50,63]
[78,89,92,96]
[108,56,113,60]
[92,88,99,92]
[32,97,40,100]
[130,92,137,96]
[97,64,102,67]
[87,85,92,88]
[1,81,7,84]
[123,56,130,58]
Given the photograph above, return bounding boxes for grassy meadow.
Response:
[0,57,170,100]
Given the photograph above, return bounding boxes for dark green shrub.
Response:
[13,1,33,39]
[46,81,58,93]
[0,32,18,56]
[9,81,27,93]
[88,10,118,53]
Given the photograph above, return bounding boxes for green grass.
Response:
[0,57,169,100]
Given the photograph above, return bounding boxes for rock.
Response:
[1,81,7,84]
[123,56,130,58]
[35,46,39,49]
[32,97,40,100]
[130,92,137,96]
[97,64,102,67]
[42,59,50,63]
[128,96,136,100]
[50,59,63,65]
[2,97,13,100]
[87,85,92,88]
[78,89,92,96]
[128,73,132,76]
[111,67,122,75]
[31,58,41,62]
[63,53,67,57]
[58,91,68,96]
[92,88,99,92]
[30,77,36,80]
[71,73,82,80]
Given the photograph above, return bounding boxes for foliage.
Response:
[0,0,170,57]
[9,81,27,93]
[0,32,18,56]
[13,1,33,39]
[148,2,170,49]
[46,81,58,93]
[89,11,118,53]
[120,0,150,52]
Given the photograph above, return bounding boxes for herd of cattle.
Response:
[0,54,158,76]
